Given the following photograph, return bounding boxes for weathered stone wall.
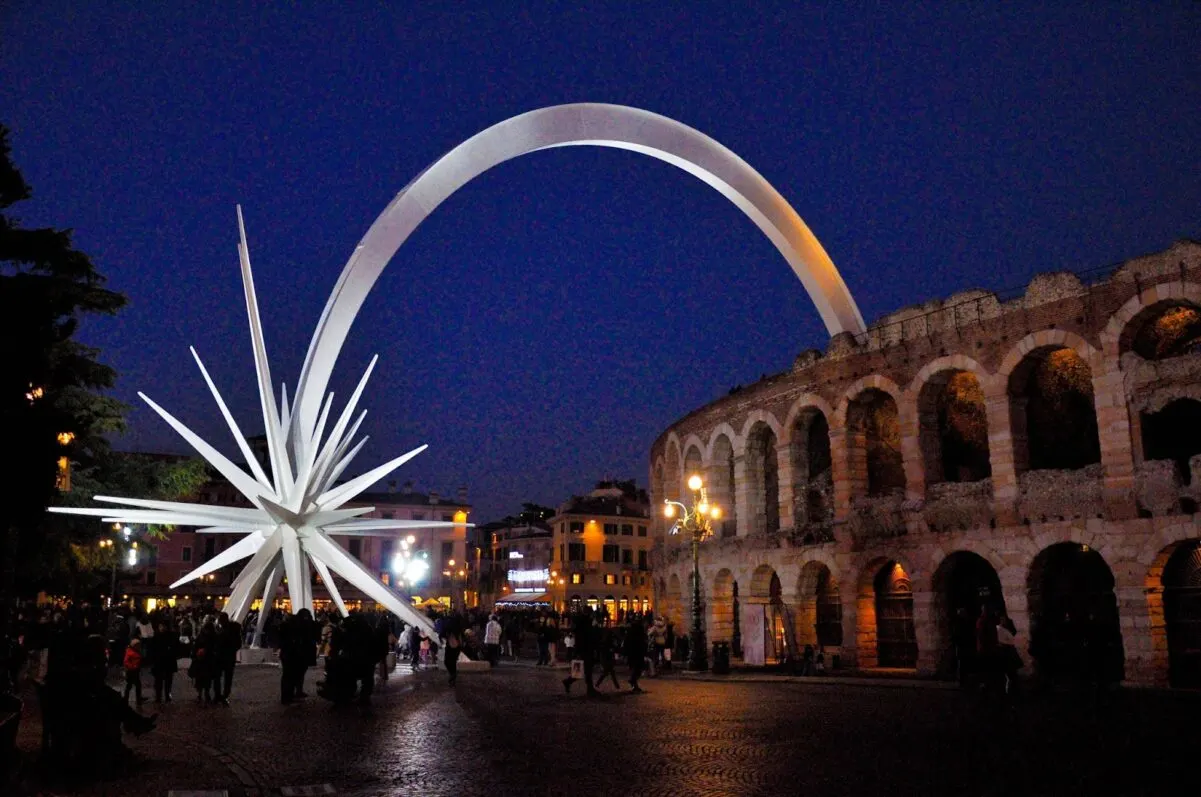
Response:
[648,240,1201,686]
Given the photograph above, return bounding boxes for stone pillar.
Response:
[1093,363,1138,519]
[830,426,855,523]
[986,390,1020,526]
[776,444,796,531]
[838,586,859,668]
[733,454,750,537]
[912,588,938,676]
[899,401,925,502]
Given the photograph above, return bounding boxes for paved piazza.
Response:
[14,663,1198,797]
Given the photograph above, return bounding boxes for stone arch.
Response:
[749,564,779,602]
[744,421,781,535]
[997,330,1103,381]
[707,431,738,537]
[795,559,842,651]
[1144,534,1201,688]
[929,550,1006,678]
[1101,280,1201,358]
[1005,343,1102,474]
[1027,541,1124,683]
[681,434,708,466]
[855,556,917,669]
[788,402,834,528]
[843,387,906,498]
[682,442,705,489]
[710,568,736,645]
[705,422,740,462]
[294,103,868,433]
[782,394,838,443]
[911,359,992,486]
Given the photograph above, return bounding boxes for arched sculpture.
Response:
[52,104,863,644]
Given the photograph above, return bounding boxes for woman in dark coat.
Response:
[189,616,217,703]
[149,620,180,702]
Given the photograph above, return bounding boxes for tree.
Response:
[1,123,126,601]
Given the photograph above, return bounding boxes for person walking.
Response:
[122,637,145,705]
[215,611,242,705]
[624,617,649,693]
[377,616,397,682]
[536,622,554,666]
[562,613,598,696]
[996,614,1023,697]
[484,614,502,667]
[592,628,620,691]
[148,620,179,703]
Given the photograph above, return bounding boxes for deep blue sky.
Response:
[2,3,1198,522]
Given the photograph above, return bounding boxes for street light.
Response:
[665,473,721,671]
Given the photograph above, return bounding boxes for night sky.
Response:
[2,3,1197,522]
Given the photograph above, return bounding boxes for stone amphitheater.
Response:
[649,239,1201,688]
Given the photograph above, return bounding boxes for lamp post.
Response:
[665,474,721,671]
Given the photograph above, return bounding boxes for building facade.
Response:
[544,482,654,618]
[650,240,1201,687]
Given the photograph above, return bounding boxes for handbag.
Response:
[570,659,584,679]
[663,648,672,662]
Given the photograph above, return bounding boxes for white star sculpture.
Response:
[52,208,451,642]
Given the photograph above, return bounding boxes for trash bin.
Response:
[711,641,730,675]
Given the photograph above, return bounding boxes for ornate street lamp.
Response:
[665,474,722,671]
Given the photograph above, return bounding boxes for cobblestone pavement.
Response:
[14,661,1200,797]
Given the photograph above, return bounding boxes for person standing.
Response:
[122,637,145,705]
[443,617,463,686]
[624,617,648,693]
[190,616,218,703]
[148,620,179,703]
[215,611,242,705]
[484,615,502,667]
[536,622,554,666]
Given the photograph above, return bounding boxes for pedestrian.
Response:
[444,619,462,686]
[122,637,145,705]
[377,616,397,682]
[951,607,976,687]
[624,617,648,693]
[536,622,553,666]
[148,620,179,703]
[593,628,620,691]
[996,614,1023,696]
[215,611,242,704]
[190,616,217,703]
[485,614,502,667]
[278,609,317,703]
[562,613,598,696]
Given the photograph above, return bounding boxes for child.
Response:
[123,638,145,705]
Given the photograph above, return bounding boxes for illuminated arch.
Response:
[294,103,865,430]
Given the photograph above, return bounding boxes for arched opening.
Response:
[709,433,738,537]
[790,409,833,527]
[918,371,991,484]
[667,573,682,628]
[1163,540,1201,688]
[1008,347,1101,473]
[795,561,842,652]
[1141,398,1201,486]
[710,569,735,644]
[931,551,1005,678]
[846,389,905,497]
[874,561,917,668]
[1027,542,1124,683]
[1123,302,1201,361]
[683,444,704,489]
[745,423,780,534]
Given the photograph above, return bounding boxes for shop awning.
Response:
[496,592,549,604]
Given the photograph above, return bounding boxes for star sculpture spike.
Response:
[51,207,466,644]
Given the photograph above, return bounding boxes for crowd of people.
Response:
[0,596,683,773]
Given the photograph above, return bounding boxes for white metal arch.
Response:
[293,103,865,432]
